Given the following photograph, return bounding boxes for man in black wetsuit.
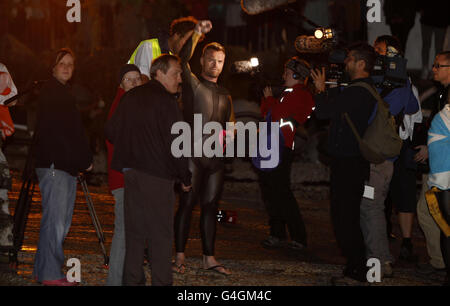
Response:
[173,21,235,275]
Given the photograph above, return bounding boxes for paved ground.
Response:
[0,171,447,286]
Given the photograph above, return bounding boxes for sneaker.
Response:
[41,278,79,286]
[287,241,305,251]
[261,236,286,249]
[416,262,446,276]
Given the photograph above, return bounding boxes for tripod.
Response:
[10,157,110,268]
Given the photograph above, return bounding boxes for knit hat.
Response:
[118,64,141,84]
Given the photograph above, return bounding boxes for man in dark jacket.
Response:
[105,54,191,286]
[311,42,378,284]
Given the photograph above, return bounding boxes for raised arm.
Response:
[178,20,212,89]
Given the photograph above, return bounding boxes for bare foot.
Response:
[173,253,186,274]
[172,262,186,274]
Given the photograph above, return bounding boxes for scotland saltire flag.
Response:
[428,104,450,190]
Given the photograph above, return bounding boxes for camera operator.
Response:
[359,35,420,278]
[311,42,377,284]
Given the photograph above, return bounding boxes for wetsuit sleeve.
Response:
[179,32,201,90]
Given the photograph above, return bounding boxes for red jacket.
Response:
[106,87,125,191]
[261,84,315,149]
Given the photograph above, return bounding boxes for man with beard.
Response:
[311,43,378,284]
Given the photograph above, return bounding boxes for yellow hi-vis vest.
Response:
[128,38,162,65]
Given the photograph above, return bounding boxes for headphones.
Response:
[286,57,311,80]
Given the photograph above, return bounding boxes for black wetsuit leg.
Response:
[175,159,225,256]
[174,160,204,253]
[199,168,224,256]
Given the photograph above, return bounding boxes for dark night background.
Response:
[0,0,447,171]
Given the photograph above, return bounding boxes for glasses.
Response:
[123,77,141,83]
[432,64,450,69]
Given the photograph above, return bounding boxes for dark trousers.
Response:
[258,150,307,245]
[122,169,175,286]
[330,156,369,274]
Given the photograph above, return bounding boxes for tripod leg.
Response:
[10,178,35,267]
[78,176,109,266]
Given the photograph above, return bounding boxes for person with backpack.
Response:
[311,42,378,284]
[358,35,420,279]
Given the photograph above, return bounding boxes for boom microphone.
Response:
[240,0,297,15]
[231,61,254,74]
[294,35,335,53]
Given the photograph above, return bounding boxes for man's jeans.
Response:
[360,160,394,264]
[33,165,77,282]
[106,188,125,286]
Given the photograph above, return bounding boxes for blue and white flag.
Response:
[428,104,450,190]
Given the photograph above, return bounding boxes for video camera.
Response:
[322,46,408,89]
[372,46,408,89]
[295,27,409,89]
